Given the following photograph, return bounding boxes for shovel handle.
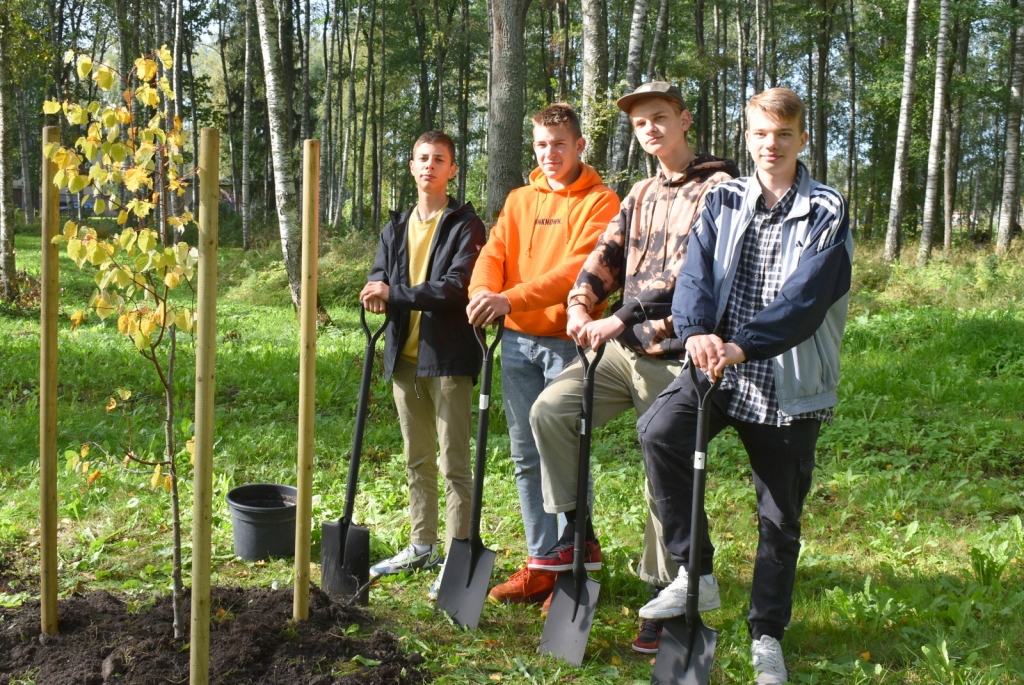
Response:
[684,352,721,626]
[468,318,504,543]
[342,305,391,523]
[572,343,604,586]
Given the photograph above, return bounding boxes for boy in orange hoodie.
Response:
[467,103,619,605]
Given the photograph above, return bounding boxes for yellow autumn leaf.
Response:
[76,55,93,79]
[175,308,193,332]
[87,470,102,486]
[150,464,162,489]
[80,444,90,458]
[489,676,502,682]
[105,396,117,413]
[68,174,89,195]
[118,388,132,401]
[117,314,130,334]
[93,66,115,91]
[139,316,156,335]
[133,329,151,351]
[158,45,173,69]
[135,57,158,82]
[137,230,157,253]
[860,652,871,662]
[67,239,86,262]
[95,296,115,320]
[86,240,107,266]
[70,310,86,331]
[164,271,180,289]
[117,210,129,226]
[93,198,106,215]
[163,474,172,493]
[43,99,63,115]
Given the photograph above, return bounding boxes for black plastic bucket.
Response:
[225,483,298,561]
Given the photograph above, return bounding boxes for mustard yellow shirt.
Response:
[399,207,444,362]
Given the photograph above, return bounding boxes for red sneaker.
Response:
[631,618,663,654]
[487,565,556,605]
[527,540,603,572]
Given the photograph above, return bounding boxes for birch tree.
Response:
[581,0,609,172]
[0,13,15,301]
[486,0,533,220]
[944,19,969,251]
[883,0,921,263]
[610,0,650,192]
[242,0,254,250]
[916,0,950,265]
[997,19,1024,254]
[254,0,303,308]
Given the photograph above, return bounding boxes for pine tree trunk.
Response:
[581,0,609,172]
[457,0,470,202]
[997,20,1024,253]
[335,0,359,228]
[916,0,950,265]
[610,0,650,193]
[486,0,534,220]
[647,0,669,81]
[943,19,968,251]
[278,0,297,150]
[255,0,304,308]
[844,0,856,232]
[736,9,748,176]
[883,0,922,263]
[243,0,255,249]
[301,0,311,142]
[754,0,763,92]
[219,10,242,214]
[356,0,377,232]
[696,0,709,152]
[375,0,385,224]
[814,0,831,184]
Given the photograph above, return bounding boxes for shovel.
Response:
[435,318,504,629]
[651,359,722,685]
[538,342,605,667]
[321,305,390,605]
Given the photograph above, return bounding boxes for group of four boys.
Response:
[359,81,852,684]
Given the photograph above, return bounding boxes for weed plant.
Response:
[2,234,1023,683]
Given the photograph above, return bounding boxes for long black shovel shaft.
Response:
[343,307,389,522]
[685,361,720,631]
[469,320,503,543]
[573,345,605,593]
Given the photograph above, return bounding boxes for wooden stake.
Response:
[190,128,219,685]
[39,126,60,635]
[294,139,320,620]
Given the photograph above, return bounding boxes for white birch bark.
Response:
[997,21,1024,253]
[610,0,650,190]
[916,0,950,265]
[581,0,609,171]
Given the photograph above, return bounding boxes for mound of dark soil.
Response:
[1,585,430,684]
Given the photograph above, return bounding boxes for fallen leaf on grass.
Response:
[489,675,502,682]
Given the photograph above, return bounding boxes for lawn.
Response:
[2,228,1023,684]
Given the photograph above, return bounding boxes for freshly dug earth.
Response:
[1,585,430,684]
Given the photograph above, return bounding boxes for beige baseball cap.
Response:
[616,81,688,113]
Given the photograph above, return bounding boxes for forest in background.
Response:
[0,0,1022,308]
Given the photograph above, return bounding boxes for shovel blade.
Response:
[435,538,496,629]
[537,572,600,667]
[320,519,371,605]
[651,615,718,685]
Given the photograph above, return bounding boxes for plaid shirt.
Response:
[718,164,835,426]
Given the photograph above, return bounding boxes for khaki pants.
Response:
[392,359,473,555]
[530,340,683,587]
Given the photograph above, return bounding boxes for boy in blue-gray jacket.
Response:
[635,88,852,685]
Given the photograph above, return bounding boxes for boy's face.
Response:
[744,109,808,177]
[409,142,457,194]
[629,98,691,158]
[532,124,585,185]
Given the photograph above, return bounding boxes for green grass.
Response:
[2,227,1024,684]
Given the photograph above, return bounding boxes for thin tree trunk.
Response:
[457,0,470,202]
[917,0,951,265]
[814,0,832,183]
[943,19,968,251]
[301,0,311,142]
[0,14,15,301]
[278,0,297,150]
[754,0,763,92]
[884,0,922,263]
[486,0,534,220]
[736,9,748,175]
[219,7,242,213]
[647,0,669,81]
[254,0,304,308]
[356,0,377,232]
[336,0,359,228]
[611,0,650,193]
[581,0,609,171]
[376,0,385,224]
[16,91,34,224]
[997,20,1024,253]
[844,0,856,232]
[243,0,255,249]
[696,0,709,152]
[186,48,200,212]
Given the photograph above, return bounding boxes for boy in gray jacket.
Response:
[636,88,852,684]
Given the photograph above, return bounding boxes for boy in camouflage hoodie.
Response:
[529,82,738,653]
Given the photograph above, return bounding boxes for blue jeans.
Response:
[501,330,579,558]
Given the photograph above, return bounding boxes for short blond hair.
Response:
[746,88,806,132]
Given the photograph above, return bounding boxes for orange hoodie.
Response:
[470,163,619,339]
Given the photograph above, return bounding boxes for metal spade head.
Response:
[320,518,370,605]
[650,613,718,685]
[537,571,601,667]
[435,538,496,629]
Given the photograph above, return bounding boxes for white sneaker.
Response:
[427,563,445,601]
[751,635,788,684]
[637,570,721,619]
[370,544,443,577]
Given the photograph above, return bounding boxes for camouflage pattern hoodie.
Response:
[567,152,739,359]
